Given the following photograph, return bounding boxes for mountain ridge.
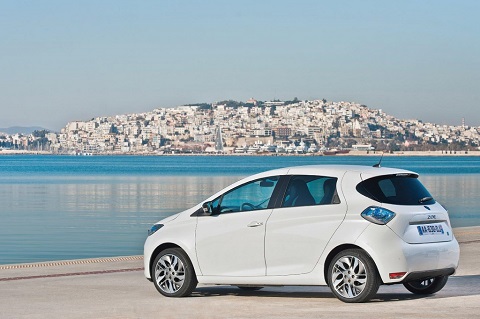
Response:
[0,126,50,135]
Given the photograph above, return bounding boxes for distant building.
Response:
[352,144,375,151]
[264,101,285,107]
[273,127,291,138]
[214,126,224,152]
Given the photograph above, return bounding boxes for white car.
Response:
[144,165,460,303]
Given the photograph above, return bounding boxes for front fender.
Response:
[144,217,199,280]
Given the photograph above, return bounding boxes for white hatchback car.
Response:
[144,165,460,302]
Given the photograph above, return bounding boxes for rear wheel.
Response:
[403,276,448,295]
[152,248,197,297]
[327,249,380,303]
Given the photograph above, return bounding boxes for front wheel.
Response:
[403,276,448,295]
[327,249,380,303]
[152,248,198,297]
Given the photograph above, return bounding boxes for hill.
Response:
[0,126,49,135]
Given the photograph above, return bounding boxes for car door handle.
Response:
[247,221,263,227]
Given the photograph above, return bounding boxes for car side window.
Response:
[215,176,279,214]
[282,175,339,208]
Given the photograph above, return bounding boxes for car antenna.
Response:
[373,152,384,168]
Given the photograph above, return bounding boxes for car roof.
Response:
[203,164,417,202]
[253,164,417,179]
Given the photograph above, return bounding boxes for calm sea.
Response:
[1,155,479,264]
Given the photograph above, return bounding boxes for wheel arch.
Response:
[149,242,186,278]
[323,244,380,285]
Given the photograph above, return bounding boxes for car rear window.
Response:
[356,174,436,205]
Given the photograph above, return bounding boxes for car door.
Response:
[195,176,280,276]
[265,174,347,276]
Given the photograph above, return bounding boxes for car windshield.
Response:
[356,174,435,205]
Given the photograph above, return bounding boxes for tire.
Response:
[236,286,263,291]
[152,248,198,297]
[327,249,380,303]
[403,276,448,295]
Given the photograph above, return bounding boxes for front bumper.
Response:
[143,235,155,280]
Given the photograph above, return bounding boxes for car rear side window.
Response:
[356,174,435,205]
[282,175,340,207]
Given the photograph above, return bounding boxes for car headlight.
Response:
[361,206,396,225]
[148,224,164,236]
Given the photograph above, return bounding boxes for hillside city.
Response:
[1,99,479,155]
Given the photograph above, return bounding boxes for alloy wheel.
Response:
[331,255,368,299]
[154,254,186,294]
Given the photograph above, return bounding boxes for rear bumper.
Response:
[356,224,460,284]
[402,267,455,283]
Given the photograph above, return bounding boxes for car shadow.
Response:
[192,286,426,302]
[192,286,335,299]
[427,275,480,298]
[190,275,480,302]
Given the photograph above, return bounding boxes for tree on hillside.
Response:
[32,130,50,138]
[285,97,300,105]
[186,103,212,110]
[216,100,245,108]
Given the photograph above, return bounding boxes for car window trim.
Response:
[269,175,292,209]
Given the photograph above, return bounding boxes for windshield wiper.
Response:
[418,196,433,203]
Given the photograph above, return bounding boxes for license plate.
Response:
[417,224,444,236]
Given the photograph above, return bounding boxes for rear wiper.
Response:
[418,196,433,203]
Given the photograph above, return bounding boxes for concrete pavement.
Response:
[1,227,479,319]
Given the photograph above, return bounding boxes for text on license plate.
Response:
[417,224,444,236]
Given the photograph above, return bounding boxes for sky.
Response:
[0,0,479,131]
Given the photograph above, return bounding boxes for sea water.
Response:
[0,155,479,264]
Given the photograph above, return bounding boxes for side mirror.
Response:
[202,202,214,215]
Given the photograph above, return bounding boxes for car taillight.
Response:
[361,206,396,225]
[389,272,406,279]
